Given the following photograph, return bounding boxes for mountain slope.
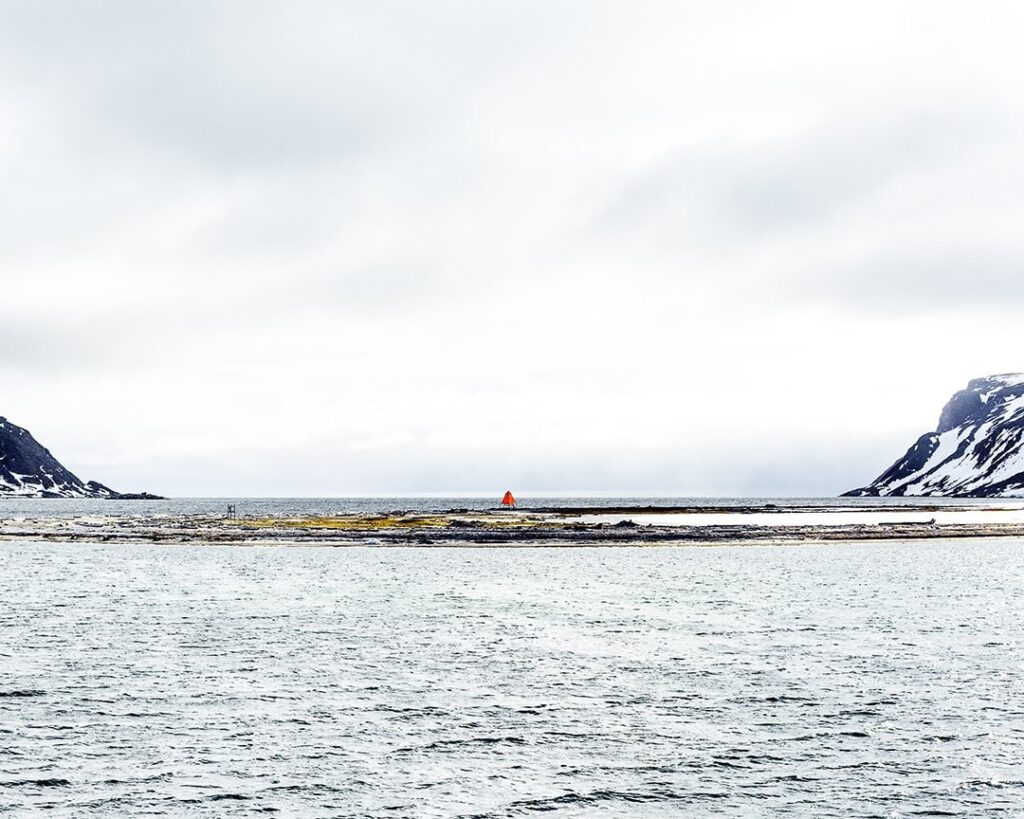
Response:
[846,374,1024,497]
[0,416,129,498]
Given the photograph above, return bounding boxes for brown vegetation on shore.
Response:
[3,509,1024,546]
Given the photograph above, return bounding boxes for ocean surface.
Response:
[3,534,1024,816]
[0,494,1018,519]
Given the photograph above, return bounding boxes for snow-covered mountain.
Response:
[0,416,131,498]
[846,374,1024,497]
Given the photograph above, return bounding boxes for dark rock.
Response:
[0,415,158,498]
[846,374,1024,497]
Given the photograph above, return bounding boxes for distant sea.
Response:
[0,494,1014,518]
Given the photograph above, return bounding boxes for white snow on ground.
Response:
[888,428,966,495]
[571,508,1024,527]
[0,473,92,497]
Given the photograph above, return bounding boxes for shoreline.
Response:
[4,507,1024,546]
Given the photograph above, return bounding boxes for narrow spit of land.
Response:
[4,504,1024,545]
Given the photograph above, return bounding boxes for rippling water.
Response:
[3,540,1023,816]
[0,495,1014,520]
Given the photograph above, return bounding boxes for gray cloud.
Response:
[791,249,1024,313]
[589,104,997,257]
[1,1,1023,495]
[0,1,535,170]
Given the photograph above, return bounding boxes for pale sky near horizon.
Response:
[3,1,1024,496]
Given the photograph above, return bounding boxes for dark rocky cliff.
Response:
[846,374,1024,497]
[0,416,158,498]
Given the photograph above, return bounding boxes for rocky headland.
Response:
[847,374,1024,497]
[0,416,161,499]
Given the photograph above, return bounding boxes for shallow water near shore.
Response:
[3,538,1024,816]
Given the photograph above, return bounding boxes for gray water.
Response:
[2,539,1024,816]
[0,495,1015,520]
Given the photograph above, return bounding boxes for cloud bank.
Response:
[2,1,1023,495]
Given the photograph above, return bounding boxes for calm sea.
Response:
[0,495,1013,519]
[2,534,1023,816]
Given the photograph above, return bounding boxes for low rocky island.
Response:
[3,503,1024,546]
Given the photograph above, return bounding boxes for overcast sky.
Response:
[3,1,1024,496]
